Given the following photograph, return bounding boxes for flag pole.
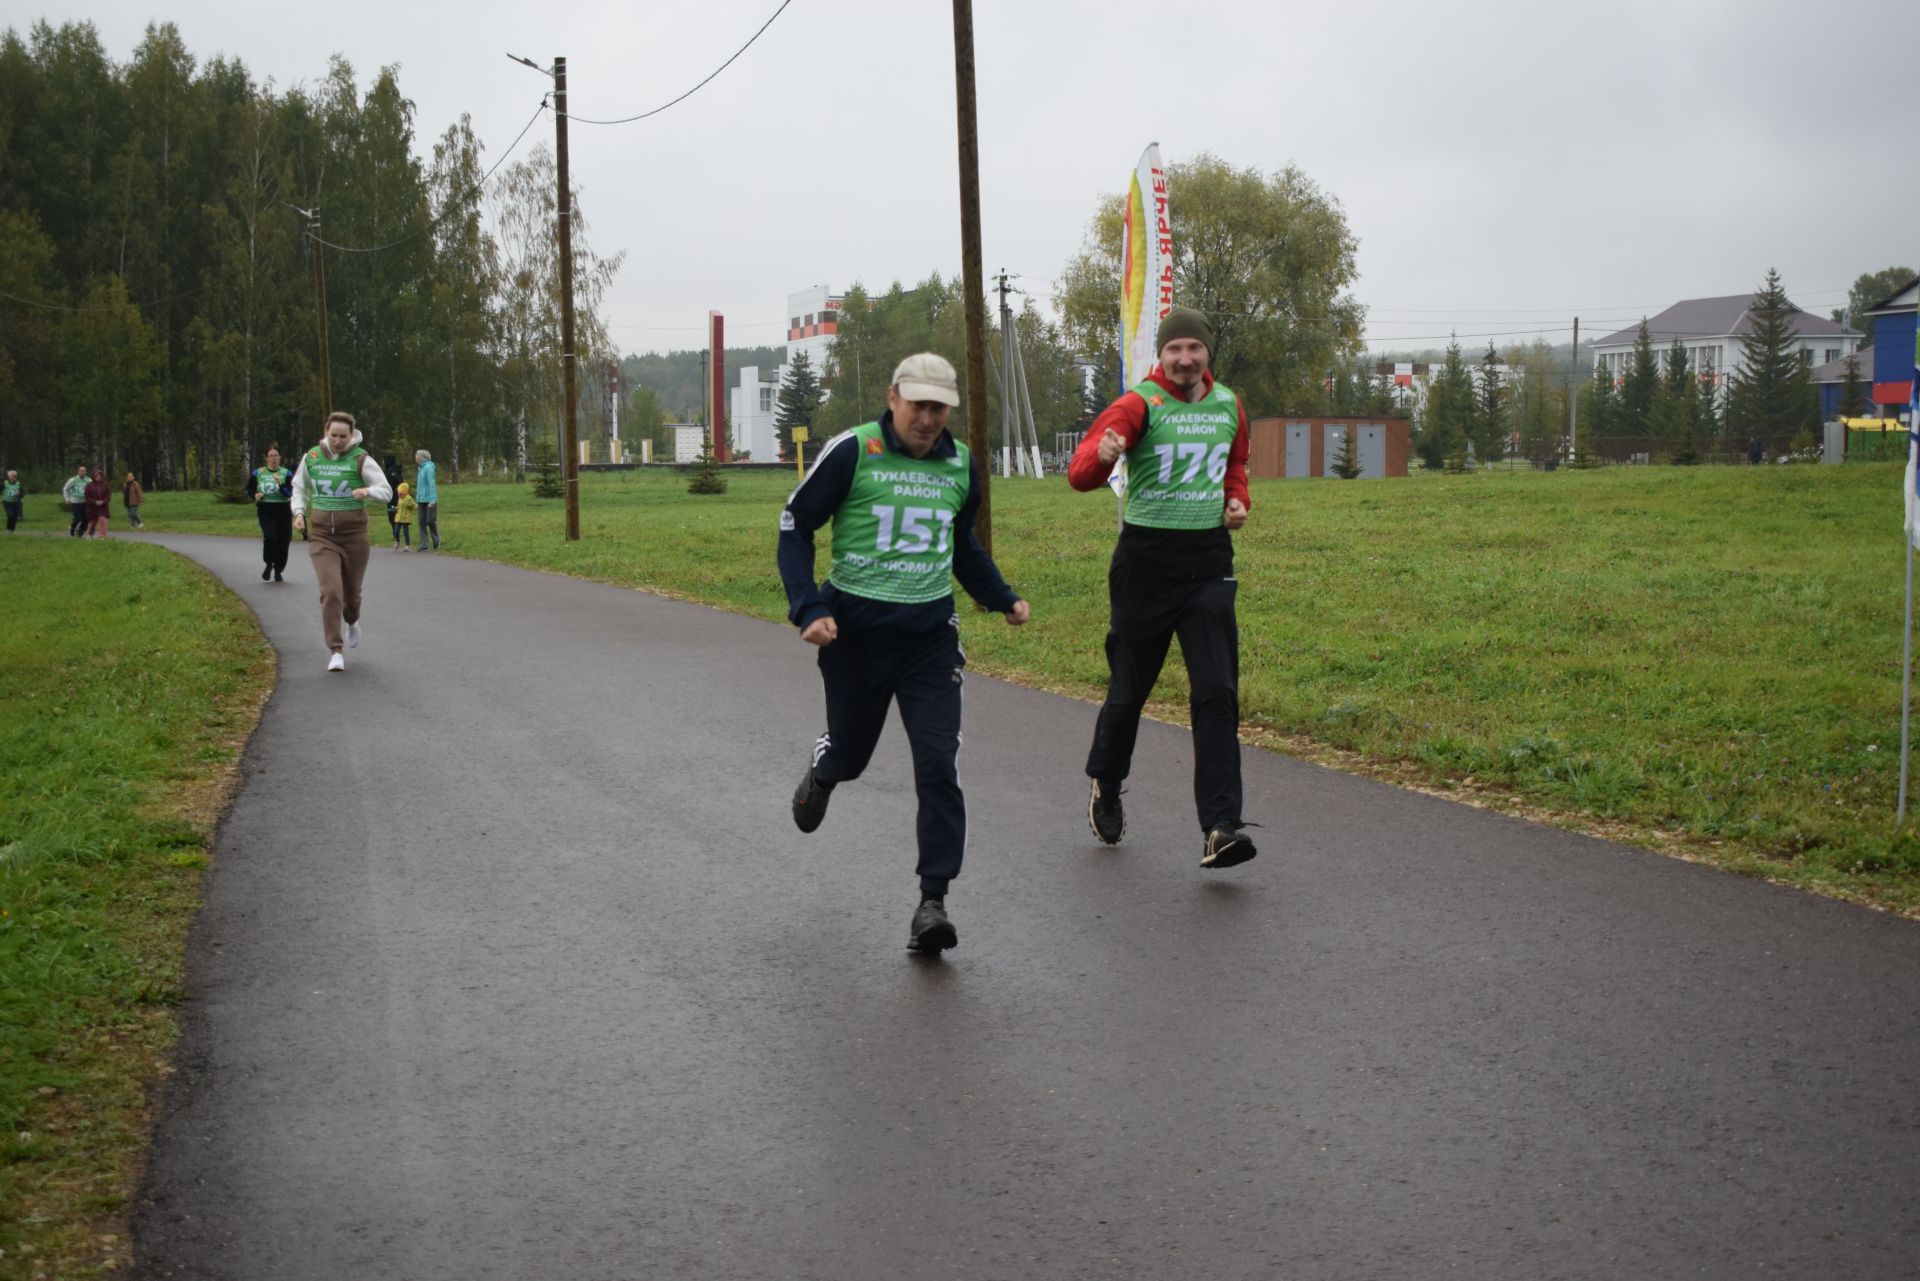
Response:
[1903,536,1914,824]
[1904,431,1917,825]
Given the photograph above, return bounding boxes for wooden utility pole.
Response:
[951,0,991,554]
[553,55,581,540]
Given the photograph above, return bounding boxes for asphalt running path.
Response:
[129,532,1920,1280]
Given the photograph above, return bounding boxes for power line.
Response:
[307,99,550,254]
[0,282,207,313]
[570,0,795,126]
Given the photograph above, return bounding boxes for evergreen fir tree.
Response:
[1840,353,1867,420]
[218,438,249,503]
[774,351,824,460]
[1474,344,1507,463]
[1652,337,1699,461]
[530,433,564,498]
[1621,320,1659,437]
[1421,337,1475,471]
[1329,424,1362,479]
[1727,268,1810,448]
[1575,362,1615,468]
[686,442,728,494]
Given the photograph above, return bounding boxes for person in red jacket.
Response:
[84,467,113,538]
[1067,307,1256,870]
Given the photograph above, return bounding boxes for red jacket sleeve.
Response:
[1067,392,1149,491]
[1225,397,1251,511]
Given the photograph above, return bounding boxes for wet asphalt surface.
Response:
[127,532,1920,1281]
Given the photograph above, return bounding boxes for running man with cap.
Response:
[1068,306,1257,870]
[778,352,1031,955]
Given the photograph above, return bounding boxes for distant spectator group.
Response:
[2,463,144,537]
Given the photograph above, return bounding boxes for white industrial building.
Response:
[728,285,843,462]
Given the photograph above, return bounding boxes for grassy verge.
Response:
[134,462,1920,912]
[0,539,272,1280]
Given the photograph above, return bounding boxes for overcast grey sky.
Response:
[26,0,1920,355]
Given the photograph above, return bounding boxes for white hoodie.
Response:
[288,427,394,519]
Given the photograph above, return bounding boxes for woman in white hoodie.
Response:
[290,412,393,672]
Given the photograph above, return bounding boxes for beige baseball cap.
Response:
[891,352,961,407]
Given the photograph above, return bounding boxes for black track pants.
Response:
[1085,564,1243,832]
[810,622,967,898]
[257,502,293,572]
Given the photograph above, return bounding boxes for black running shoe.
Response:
[1201,826,1258,870]
[792,764,834,833]
[1088,778,1125,845]
[273,570,285,582]
[907,898,958,954]
[261,566,271,581]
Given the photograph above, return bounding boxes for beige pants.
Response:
[306,508,371,653]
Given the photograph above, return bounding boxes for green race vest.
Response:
[255,467,291,503]
[304,446,368,512]
[2,480,20,502]
[827,421,972,604]
[1122,378,1241,530]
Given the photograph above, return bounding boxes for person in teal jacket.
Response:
[413,449,439,550]
[63,464,89,537]
[3,470,22,532]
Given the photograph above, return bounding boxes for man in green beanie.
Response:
[1066,306,1257,870]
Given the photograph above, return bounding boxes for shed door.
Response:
[1359,423,1386,478]
[1286,423,1312,477]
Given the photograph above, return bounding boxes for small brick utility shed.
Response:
[1248,417,1411,478]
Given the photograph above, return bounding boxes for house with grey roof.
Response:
[1591,294,1860,392]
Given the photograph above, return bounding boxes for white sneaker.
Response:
[327,652,346,673]
[346,620,361,649]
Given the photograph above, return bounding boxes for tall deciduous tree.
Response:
[490,142,624,480]
[1055,152,1363,416]
[1831,266,1915,348]
[426,114,499,480]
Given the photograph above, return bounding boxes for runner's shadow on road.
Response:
[906,953,960,984]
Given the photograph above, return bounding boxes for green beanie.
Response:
[1156,306,1213,355]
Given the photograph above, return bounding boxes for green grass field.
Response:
[0,539,272,1279]
[123,460,1920,911]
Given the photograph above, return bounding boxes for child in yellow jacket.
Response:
[394,482,417,550]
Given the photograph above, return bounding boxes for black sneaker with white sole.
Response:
[1088,778,1125,845]
[907,898,958,954]
[1201,825,1258,870]
[792,764,834,833]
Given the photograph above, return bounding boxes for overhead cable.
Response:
[570,0,795,126]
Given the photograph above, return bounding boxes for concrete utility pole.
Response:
[1567,316,1579,461]
[951,0,991,554]
[997,270,1013,477]
[554,56,580,540]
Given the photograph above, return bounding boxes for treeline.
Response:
[810,276,1085,446]
[0,21,620,489]
[623,346,787,420]
[1415,271,1834,468]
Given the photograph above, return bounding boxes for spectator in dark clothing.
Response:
[122,473,144,528]
[84,467,112,538]
[382,453,405,540]
[1747,437,1764,465]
